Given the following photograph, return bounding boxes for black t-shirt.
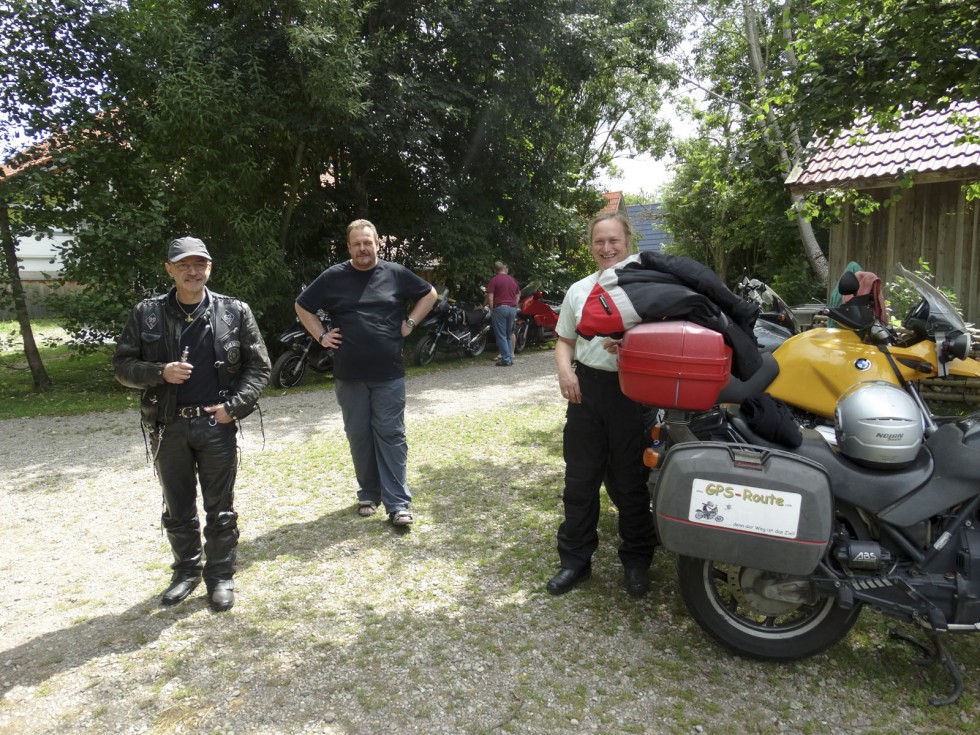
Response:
[172,293,221,406]
[296,260,432,381]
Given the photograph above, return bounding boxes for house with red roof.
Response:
[785,101,980,323]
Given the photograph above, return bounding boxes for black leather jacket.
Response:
[113,288,271,427]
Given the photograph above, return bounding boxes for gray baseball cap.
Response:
[168,237,212,262]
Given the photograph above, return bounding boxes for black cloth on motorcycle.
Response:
[575,252,762,381]
[464,307,486,326]
[843,271,887,323]
[739,392,802,448]
[296,260,434,382]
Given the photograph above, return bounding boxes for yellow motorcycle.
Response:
[763,264,978,421]
[622,263,980,705]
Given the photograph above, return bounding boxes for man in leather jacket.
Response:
[113,237,271,612]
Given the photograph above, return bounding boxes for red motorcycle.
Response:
[514,287,561,353]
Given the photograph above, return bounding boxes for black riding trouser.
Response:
[557,365,656,571]
[152,417,239,586]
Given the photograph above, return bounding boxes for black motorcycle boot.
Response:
[207,579,235,612]
[162,524,203,606]
[204,511,239,612]
[162,575,201,606]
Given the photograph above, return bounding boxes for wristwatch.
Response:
[406,318,416,328]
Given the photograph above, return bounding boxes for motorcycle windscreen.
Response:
[655,442,833,576]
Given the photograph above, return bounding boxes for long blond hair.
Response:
[588,211,635,252]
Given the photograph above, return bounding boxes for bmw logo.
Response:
[854,358,872,371]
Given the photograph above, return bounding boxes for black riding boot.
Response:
[166,518,203,580]
[203,509,239,585]
[161,518,203,605]
[204,510,238,611]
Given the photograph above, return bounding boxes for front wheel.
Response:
[466,329,488,357]
[514,321,529,354]
[271,350,307,388]
[676,555,861,660]
[414,333,439,366]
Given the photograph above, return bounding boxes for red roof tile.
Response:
[786,101,980,192]
[600,191,624,214]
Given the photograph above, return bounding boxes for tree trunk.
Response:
[0,200,53,391]
[278,139,306,256]
[743,0,828,282]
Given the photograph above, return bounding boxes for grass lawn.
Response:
[0,318,484,420]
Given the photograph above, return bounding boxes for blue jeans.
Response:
[492,305,517,364]
[335,377,411,514]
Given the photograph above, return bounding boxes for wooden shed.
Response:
[786,102,980,325]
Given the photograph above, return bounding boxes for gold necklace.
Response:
[176,299,202,323]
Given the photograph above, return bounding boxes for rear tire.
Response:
[271,350,307,388]
[676,555,861,660]
[514,321,529,354]
[414,334,438,366]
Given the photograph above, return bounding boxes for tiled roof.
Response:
[786,101,980,192]
[1,142,52,178]
[626,203,673,253]
[600,190,625,214]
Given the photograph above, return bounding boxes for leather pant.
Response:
[152,417,239,586]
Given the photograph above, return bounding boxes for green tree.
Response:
[338,0,680,298]
[660,107,819,303]
[63,0,369,328]
[0,0,122,387]
[788,0,978,139]
[3,0,681,345]
[663,2,829,285]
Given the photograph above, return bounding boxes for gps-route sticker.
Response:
[688,478,802,538]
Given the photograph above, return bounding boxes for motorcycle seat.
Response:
[716,351,780,404]
[725,406,934,515]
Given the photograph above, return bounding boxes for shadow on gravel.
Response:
[0,505,359,699]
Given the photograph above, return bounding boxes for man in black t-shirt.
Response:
[295,220,437,526]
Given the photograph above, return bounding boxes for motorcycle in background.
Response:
[514,287,561,353]
[413,291,491,366]
[735,274,803,352]
[624,263,980,704]
[270,310,334,388]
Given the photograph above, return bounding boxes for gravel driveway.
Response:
[1,349,977,734]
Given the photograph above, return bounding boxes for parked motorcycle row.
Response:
[270,285,565,386]
[412,290,491,366]
[624,263,980,705]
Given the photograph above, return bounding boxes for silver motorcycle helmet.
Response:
[834,381,923,469]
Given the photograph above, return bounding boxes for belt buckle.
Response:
[178,406,199,419]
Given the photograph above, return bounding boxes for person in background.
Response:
[485,260,520,367]
[113,237,271,612]
[546,212,657,598]
[295,219,438,526]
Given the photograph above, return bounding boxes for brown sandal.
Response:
[389,509,414,526]
[357,501,377,517]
